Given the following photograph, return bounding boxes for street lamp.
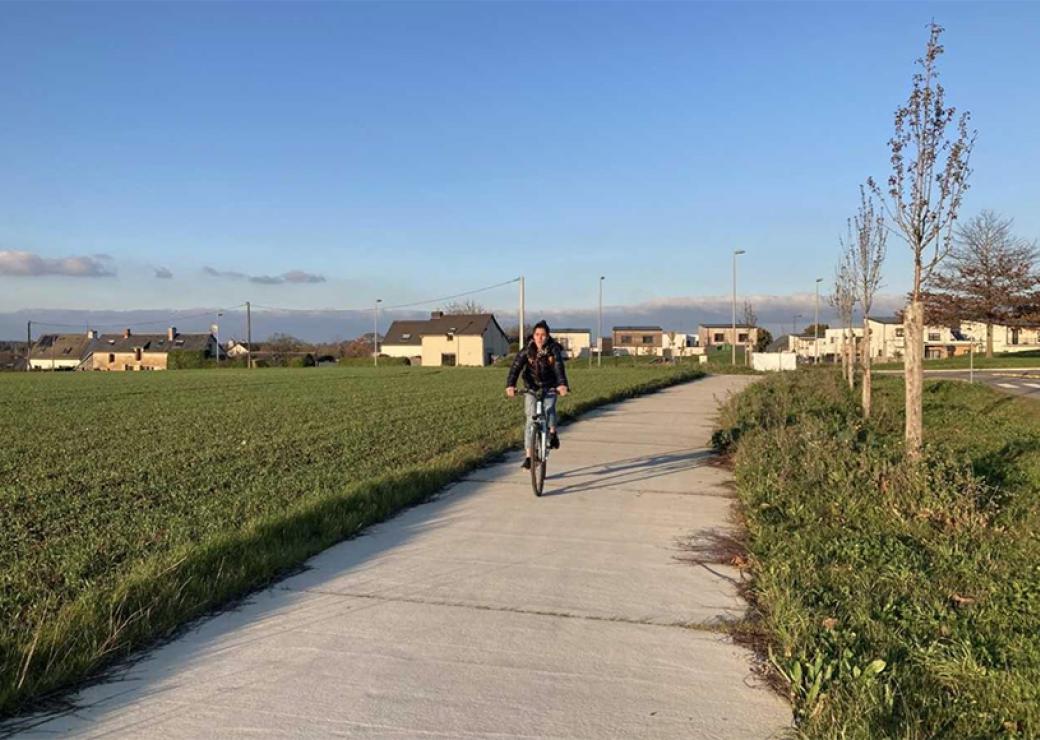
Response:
[814,278,823,365]
[732,250,746,365]
[373,299,382,368]
[597,275,605,368]
[215,311,223,363]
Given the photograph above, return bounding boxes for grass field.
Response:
[0,363,704,717]
[875,349,1040,371]
[715,369,1040,737]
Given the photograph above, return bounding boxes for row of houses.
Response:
[26,328,220,371]
[783,318,1040,362]
[377,314,761,366]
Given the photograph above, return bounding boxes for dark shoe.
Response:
[549,432,560,449]
[521,457,532,470]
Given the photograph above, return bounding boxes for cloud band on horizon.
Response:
[0,250,116,278]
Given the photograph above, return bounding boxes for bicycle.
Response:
[518,387,555,496]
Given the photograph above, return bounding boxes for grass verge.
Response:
[714,369,1040,738]
[1,365,703,718]
[875,349,1040,371]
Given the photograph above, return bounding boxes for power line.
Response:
[26,304,248,333]
[249,277,521,314]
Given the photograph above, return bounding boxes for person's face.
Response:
[533,328,548,348]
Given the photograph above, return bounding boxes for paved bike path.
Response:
[17,375,790,738]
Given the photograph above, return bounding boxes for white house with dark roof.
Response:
[381,312,509,366]
[28,332,98,370]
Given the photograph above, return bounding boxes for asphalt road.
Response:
[924,370,1040,399]
[12,375,790,739]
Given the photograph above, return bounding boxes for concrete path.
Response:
[14,375,791,739]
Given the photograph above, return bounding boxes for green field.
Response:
[0,364,703,716]
[875,349,1040,371]
[715,370,1040,737]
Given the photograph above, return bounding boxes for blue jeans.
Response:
[524,393,558,451]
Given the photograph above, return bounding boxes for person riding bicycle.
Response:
[505,320,569,469]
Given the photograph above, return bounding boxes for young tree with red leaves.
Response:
[869,22,975,457]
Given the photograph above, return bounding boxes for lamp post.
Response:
[373,299,382,368]
[597,275,605,368]
[215,311,223,363]
[814,277,823,365]
[731,250,745,365]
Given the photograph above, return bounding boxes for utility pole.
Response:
[215,312,223,364]
[373,298,382,367]
[518,276,525,350]
[598,275,604,368]
[814,277,823,365]
[26,321,31,372]
[246,301,253,369]
[732,250,745,365]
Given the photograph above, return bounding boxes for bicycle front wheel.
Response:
[531,438,546,497]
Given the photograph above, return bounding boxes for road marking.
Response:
[997,383,1018,389]
[1025,383,1040,389]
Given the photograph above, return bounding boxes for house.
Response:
[0,342,27,372]
[612,326,663,356]
[696,324,760,351]
[959,321,1040,354]
[226,340,263,357]
[662,331,698,357]
[382,312,509,367]
[552,329,591,359]
[789,327,865,361]
[29,332,98,370]
[90,327,219,371]
[866,318,972,360]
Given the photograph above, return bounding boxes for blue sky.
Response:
[2,1,1039,330]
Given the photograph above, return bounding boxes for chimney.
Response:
[123,328,132,339]
[430,311,444,319]
[168,326,176,341]
[86,329,98,339]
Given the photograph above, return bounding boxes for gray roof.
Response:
[869,316,903,325]
[552,328,591,334]
[383,314,506,346]
[613,326,663,332]
[95,332,212,353]
[30,334,96,361]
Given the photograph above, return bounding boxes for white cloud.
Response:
[203,266,326,285]
[0,250,116,278]
[154,267,174,279]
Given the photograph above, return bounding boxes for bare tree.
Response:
[923,210,1039,357]
[742,301,757,366]
[869,22,975,457]
[441,299,487,315]
[848,186,887,416]
[831,249,857,390]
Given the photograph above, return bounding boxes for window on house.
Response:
[401,333,411,341]
[895,328,905,338]
[737,333,748,342]
[713,333,724,342]
[134,348,143,361]
[928,332,941,342]
[441,353,456,366]
[621,335,632,344]
[108,353,115,363]
[642,335,654,344]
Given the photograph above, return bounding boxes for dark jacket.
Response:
[506,338,569,390]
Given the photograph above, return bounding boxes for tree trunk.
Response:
[846,327,854,389]
[904,301,924,457]
[986,322,993,358]
[839,329,849,386]
[862,318,872,416]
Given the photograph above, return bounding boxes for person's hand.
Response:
[506,386,516,398]
[557,385,569,397]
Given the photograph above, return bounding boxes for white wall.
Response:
[751,352,797,372]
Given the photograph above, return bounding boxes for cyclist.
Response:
[505,320,569,469]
